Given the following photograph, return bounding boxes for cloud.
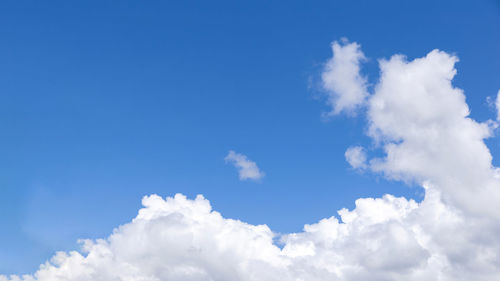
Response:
[225,150,264,181]
[321,38,368,115]
[3,189,499,281]
[3,41,500,281]
[495,90,500,121]
[365,50,500,218]
[345,146,367,169]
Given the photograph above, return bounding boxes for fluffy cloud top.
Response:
[3,189,499,281]
[225,150,265,181]
[366,50,500,218]
[3,41,500,281]
[321,39,368,115]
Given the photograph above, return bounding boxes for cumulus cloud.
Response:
[365,50,500,218]
[345,146,367,169]
[321,39,369,115]
[3,189,499,281]
[225,150,264,181]
[3,41,500,281]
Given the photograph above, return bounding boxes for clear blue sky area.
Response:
[1,0,499,274]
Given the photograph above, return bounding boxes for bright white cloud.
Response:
[365,50,500,218]
[3,41,500,281]
[3,189,499,281]
[225,150,264,181]
[345,146,367,169]
[321,39,368,115]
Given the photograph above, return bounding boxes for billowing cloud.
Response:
[321,39,368,115]
[3,42,500,281]
[365,50,500,218]
[2,189,499,281]
[225,150,264,181]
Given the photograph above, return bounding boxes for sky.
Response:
[1,0,500,279]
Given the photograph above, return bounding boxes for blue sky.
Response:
[1,0,500,274]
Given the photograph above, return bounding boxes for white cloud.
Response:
[321,39,368,115]
[345,146,367,169]
[3,41,500,281]
[225,150,264,181]
[365,50,500,218]
[3,189,500,281]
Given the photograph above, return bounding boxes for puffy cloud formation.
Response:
[3,42,500,281]
[225,150,265,181]
[365,50,500,219]
[2,189,499,281]
[322,39,368,115]
[345,146,367,169]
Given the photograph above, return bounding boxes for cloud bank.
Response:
[3,41,500,281]
[225,150,265,181]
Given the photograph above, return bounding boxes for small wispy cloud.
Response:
[345,146,367,169]
[495,89,500,121]
[225,150,264,181]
